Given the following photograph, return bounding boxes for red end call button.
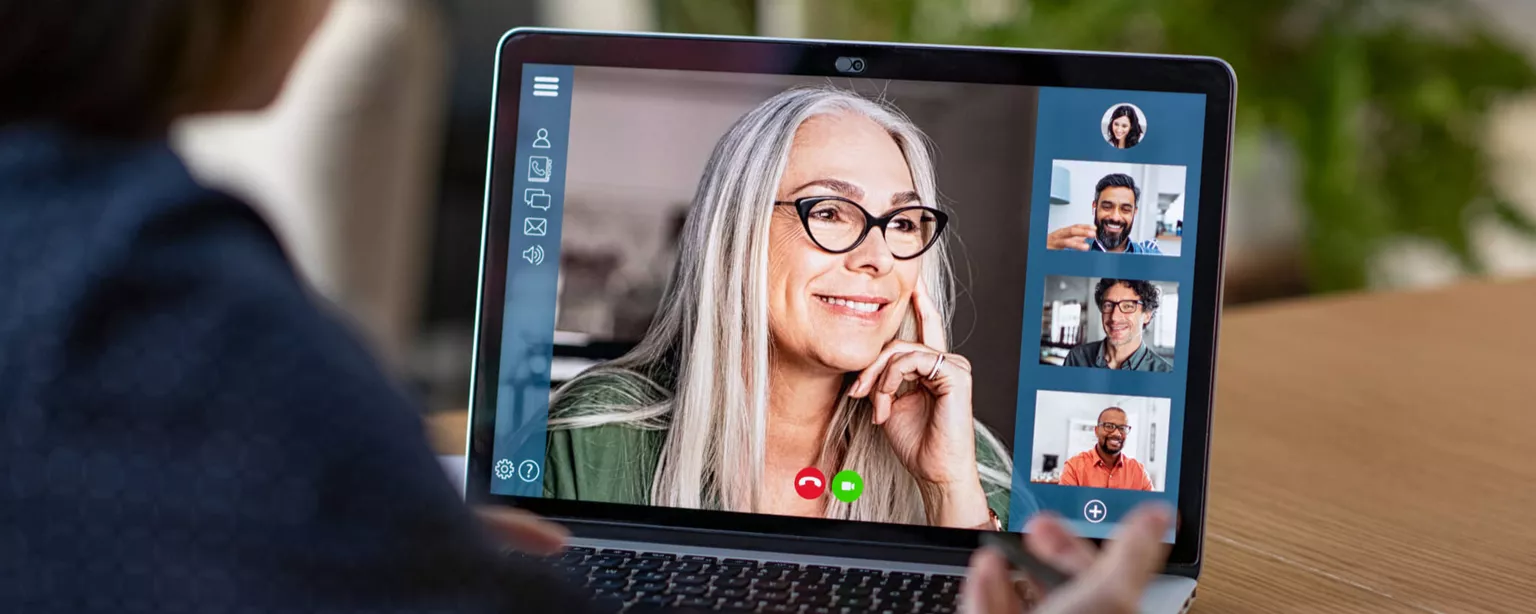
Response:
[794,467,826,499]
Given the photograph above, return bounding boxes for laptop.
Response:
[465,28,1232,613]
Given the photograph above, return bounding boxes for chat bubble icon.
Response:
[524,188,552,211]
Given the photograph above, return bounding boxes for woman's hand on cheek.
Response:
[848,281,991,528]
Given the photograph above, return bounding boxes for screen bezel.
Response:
[466,28,1233,575]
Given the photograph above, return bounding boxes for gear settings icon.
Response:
[493,458,516,480]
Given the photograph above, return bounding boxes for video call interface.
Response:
[490,64,1206,541]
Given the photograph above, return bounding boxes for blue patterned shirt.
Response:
[1085,237,1163,254]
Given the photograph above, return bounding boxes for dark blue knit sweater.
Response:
[0,126,591,613]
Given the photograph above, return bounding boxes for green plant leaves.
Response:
[658,0,1536,292]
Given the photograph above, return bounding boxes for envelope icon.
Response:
[524,217,548,237]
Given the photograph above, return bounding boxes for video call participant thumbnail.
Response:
[542,87,1013,530]
[1104,104,1145,150]
[1046,173,1162,254]
[1059,407,1153,491]
[1064,278,1173,373]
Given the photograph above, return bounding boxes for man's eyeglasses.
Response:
[1098,422,1132,433]
[1098,299,1146,314]
[774,196,948,260]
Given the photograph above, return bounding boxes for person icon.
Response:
[532,128,552,149]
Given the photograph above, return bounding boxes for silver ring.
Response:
[928,353,946,381]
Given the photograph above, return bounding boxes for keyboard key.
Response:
[720,558,756,567]
[587,556,626,568]
[673,573,710,585]
[590,569,629,580]
[566,546,596,554]
[807,565,841,574]
[928,605,957,614]
[750,567,786,580]
[557,551,588,564]
[721,599,758,610]
[754,579,791,591]
[790,570,827,583]
[623,559,666,572]
[633,594,675,607]
[889,571,926,582]
[637,551,675,560]
[632,581,669,593]
[755,590,791,603]
[834,585,874,598]
[841,597,874,609]
[599,548,636,557]
[763,605,798,613]
[631,571,668,583]
[676,596,716,608]
[669,584,710,597]
[589,577,627,591]
[712,587,750,599]
[798,593,837,607]
[661,562,705,574]
[712,577,750,589]
[796,582,832,595]
[847,567,884,583]
[680,554,718,564]
[764,561,801,571]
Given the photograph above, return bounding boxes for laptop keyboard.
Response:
[520,546,964,613]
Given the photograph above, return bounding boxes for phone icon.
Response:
[794,467,826,499]
[528,156,552,183]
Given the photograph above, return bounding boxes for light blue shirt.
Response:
[1085,237,1163,254]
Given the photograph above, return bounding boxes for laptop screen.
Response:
[485,62,1207,543]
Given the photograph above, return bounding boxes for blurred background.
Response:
[167,0,1536,415]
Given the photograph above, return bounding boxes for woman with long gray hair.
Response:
[544,86,1013,529]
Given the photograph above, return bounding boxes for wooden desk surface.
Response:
[429,277,1536,612]
[1196,277,1536,613]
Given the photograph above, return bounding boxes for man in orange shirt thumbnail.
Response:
[1059,407,1154,491]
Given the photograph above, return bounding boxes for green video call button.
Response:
[831,470,864,503]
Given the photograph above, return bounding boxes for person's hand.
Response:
[1046,225,1096,251]
[961,503,1173,614]
[847,280,990,528]
[475,506,570,556]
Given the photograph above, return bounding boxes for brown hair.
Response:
[0,0,257,136]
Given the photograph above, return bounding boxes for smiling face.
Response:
[767,112,922,373]
[1100,281,1152,349]
[1096,407,1129,457]
[1111,115,1132,144]
[1094,186,1137,250]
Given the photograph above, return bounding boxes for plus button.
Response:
[1084,500,1108,524]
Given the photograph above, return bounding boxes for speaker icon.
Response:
[522,245,545,266]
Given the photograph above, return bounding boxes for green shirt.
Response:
[544,371,1014,527]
